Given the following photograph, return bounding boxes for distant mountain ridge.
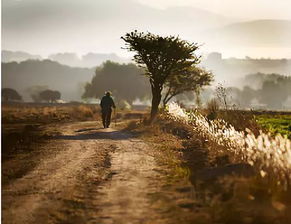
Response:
[2,60,94,101]
[2,0,238,57]
[2,52,290,103]
[1,50,130,67]
[208,19,291,47]
[2,50,42,63]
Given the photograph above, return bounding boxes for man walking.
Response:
[100,91,116,128]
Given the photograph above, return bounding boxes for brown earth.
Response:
[2,121,198,224]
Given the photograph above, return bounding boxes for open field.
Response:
[256,114,291,139]
[2,102,147,123]
[2,103,101,124]
[198,108,291,138]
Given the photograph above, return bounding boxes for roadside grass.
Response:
[125,113,291,224]
[124,119,190,181]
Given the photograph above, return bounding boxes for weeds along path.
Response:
[2,121,194,224]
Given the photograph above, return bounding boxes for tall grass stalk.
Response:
[168,102,291,187]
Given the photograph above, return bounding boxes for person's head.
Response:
[105,91,111,96]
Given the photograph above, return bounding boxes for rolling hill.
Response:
[1,60,94,101]
[208,20,291,47]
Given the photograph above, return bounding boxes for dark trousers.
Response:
[101,109,112,128]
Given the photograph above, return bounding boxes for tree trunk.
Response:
[195,88,201,108]
[162,88,171,108]
[149,87,162,124]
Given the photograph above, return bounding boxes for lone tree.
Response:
[82,61,149,104]
[2,88,22,102]
[39,90,61,103]
[162,67,213,106]
[122,31,200,122]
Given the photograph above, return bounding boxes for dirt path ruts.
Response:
[95,138,162,224]
[2,121,182,224]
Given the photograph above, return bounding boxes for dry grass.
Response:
[2,103,149,124]
[124,119,189,180]
[166,102,291,223]
[2,103,100,124]
[123,105,291,223]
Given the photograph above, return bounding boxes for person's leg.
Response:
[106,109,112,128]
[101,111,106,128]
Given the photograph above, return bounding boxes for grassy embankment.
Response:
[125,107,291,224]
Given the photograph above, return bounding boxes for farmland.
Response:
[256,114,291,139]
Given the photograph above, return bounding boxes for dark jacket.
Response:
[100,95,116,111]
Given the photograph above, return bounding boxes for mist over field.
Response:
[2,0,291,109]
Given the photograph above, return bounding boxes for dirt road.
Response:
[2,121,196,224]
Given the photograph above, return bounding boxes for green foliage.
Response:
[122,30,200,122]
[256,115,291,139]
[163,66,213,106]
[228,73,291,110]
[122,31,200,89]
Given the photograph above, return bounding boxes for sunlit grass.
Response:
[168,102,291,187]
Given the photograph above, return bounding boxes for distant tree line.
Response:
[2,88,22,102]
[199,73,291,110]
[229,73,291,109]
[2,59,93,101]
[2,87,62,103]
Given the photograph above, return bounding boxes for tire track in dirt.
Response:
[2,121,196,224]
[2,122,114,224]
[94,138,163,224]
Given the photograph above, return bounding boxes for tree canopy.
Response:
[2,88,22,102]
[82,61,150,104]
[122,31,200,122]
[39,90,61,103]
[162,66,213,106]
[225,73,291,109]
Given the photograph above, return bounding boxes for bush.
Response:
[2,88,22,102]
[206,98,219,120]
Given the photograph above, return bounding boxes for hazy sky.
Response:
[139,0,291,20]
[2,0,291,58]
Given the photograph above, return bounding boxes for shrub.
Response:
[206,98,219,120]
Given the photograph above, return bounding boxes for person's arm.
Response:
[100,97,104,108]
